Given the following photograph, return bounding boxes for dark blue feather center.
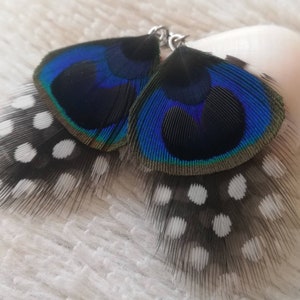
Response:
[51,61,136,129]
[162,87,245,160]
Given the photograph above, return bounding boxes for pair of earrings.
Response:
[0,26,298,296]
[34,25,284,177]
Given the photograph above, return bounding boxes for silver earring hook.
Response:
[148,26,188,51]
[168,33,188,51]
[148,25,169,47]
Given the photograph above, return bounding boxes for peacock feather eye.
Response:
[33,34,160,151]
[0,25,298,297]
[129,46,285,175]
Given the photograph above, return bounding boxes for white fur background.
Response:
[0,1,300,299]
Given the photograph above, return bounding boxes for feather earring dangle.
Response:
[129,29,300,297]
[0,25,299,297]
[0,30,162,214]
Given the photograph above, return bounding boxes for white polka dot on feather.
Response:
[33,111,54,130]
[153,184,172,205]
[258,193,284,221]
[53,173,77,199]
[212,214,232,237]
[189,246,209,271]
[11,179,36,199]
[228,174,247,200]
[187,183,207,206]
[165,216,187,239]
[52,139,76,159]
[91,156,109,182]
[0,119,14,137]
[14,142,37,163]
[262,154,286,178]
[241,236,264,262]
[11,95,36,109]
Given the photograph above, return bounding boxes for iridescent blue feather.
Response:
[34,35,160,151]
[129,46,284,175]
[127,46,299,295]
[0,34,298,298]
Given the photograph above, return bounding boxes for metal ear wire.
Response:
[148,26,188,51]
[168,33,189,51]
[148,25,169,47]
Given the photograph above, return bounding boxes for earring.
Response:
[0,27,167,214]
[129,33,284,175]
[0,25,299,297]
[34,29,162,151]
[129,31,299,296]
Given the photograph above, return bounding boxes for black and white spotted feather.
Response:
[0,84,119,215]
[0,37,299,300]
[145,133,299,296]
[136,56,300,297]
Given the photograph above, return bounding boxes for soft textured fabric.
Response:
[0,1,300,299]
